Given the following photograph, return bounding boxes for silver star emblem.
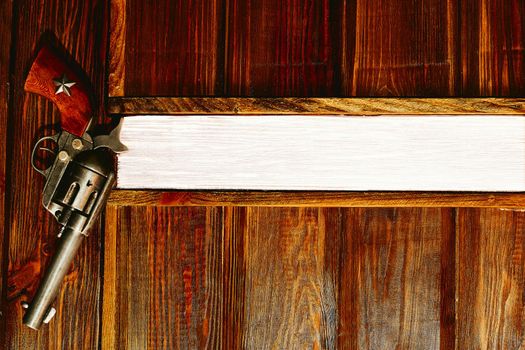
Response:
[53,74,76,96]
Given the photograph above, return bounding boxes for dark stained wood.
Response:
[110,0,525,98]
[24,45,93,136]
[109,190,525,209]
[0,0,13,344]
[460,0,525,95]
[457,209,525,349]
[224,0,336,96]
[342,0,456,96]
[4,0,108,348]
[108,97,525,115]
[102,205,224,349]
[120,0,223,96]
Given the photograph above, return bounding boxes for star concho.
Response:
[53,74,76,96]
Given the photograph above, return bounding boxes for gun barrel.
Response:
[23,227,84,330]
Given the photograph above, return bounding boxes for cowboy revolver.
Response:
[22,45,126,330]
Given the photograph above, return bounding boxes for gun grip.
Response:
[24,46,92,137]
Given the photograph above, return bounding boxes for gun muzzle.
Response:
[24,149,115,329]
[23,226,84,329]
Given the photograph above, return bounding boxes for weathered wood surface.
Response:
[102,206,456,348]
[2,0,108,349]
[457,209,525,349]
[102,206,224,349]
[109,190,525,209]
[108,97,525,115]
[0,0,13,344]
[2,0,525,349]
[104,0,525,349]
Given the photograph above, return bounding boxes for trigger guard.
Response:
[31,134,60,177]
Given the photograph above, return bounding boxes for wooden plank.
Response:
[115,0,223,96]
[0,0,13,344]
[460,0,525,95]
[342,0,456,96]
[4,0,107,348]
[456,209,525,349]
[108,190,525,209]
[107,97,525,115]
[102,206,223,349]
[332,208,455,348]
[221,207,246,349]
[238,207,336,348]
[224,0,337,95]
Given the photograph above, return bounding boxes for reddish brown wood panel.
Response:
[3,0,108,348]
[460,0,525,95]
[2,0,525,349]
[121,0,223,96]
[341,0,456,96]
[102,206,224,349]
[224,0,337,96]
[457,209,525,349]
[112,0,525,97]
[0,0,13,344]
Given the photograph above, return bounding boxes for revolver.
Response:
[21,45,126,330]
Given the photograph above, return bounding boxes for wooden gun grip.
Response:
[24,46,92,137]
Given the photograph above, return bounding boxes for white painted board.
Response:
[117,115,525,191]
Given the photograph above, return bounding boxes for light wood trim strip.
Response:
[107,97,525,115]
[108,190,525,208]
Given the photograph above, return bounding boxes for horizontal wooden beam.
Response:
[107,97,525,115]
[108,190,525,208]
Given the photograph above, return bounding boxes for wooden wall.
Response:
[1,0,525,349]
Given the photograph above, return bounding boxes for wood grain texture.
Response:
[108,190,525,209]
[110,0,525,98]
[460,0,525,95]
[108,0,126,97]
[24,45,93,136]
[107,97,525,115]
[0,0,13,344]
[224,0,336,96]
[121,0,223,96]
[102,205,223,349]
[343,0,456,96]
[239,207,337,348]
[103,206,457,348]
[332,208,455,348]
[4,0,107,348]
[457,209,525,349]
